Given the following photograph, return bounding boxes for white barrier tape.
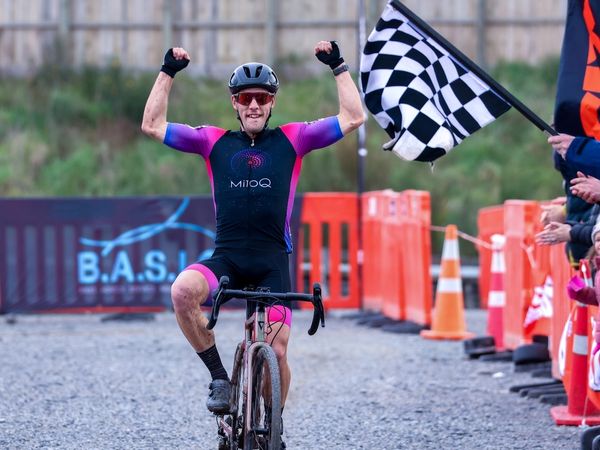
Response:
[431,226,543,275]
[488,291,506,307]
[521,244,537,271]
[430,225,493,250]
[437,278,462,293]
[574,334,589,356]
[430,225,549,273]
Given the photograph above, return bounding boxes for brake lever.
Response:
[308,282,325,335]
[206,276,229,330]
[315,284,325,328]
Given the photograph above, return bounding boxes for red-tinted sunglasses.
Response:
[234,92,274,106]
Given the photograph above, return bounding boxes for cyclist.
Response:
[141,40,364,444]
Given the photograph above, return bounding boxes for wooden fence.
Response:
[0,0,567,77]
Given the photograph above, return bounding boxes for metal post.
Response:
[57,0,71,67]
[206,0,219,76]
[368,0,380,31]
[265,0,278,66]
[58,0,70,37]
[121,0,128,58]
[356,0,368,310]
[476,0,487,69]
[162,0,173,51]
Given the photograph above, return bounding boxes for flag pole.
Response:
[356,0,367,310]
[390,0,558,136]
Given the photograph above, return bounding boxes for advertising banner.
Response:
[0,197,217,313]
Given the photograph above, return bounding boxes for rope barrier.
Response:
[430,225,492,249]
[431,224,538,270]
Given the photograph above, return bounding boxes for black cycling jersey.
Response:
[164,117,343,253]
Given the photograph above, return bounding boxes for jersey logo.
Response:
[230,178,272,188]
[230,148,271,172]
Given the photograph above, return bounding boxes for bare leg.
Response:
[171,269,214,352]
[267,323,291,406]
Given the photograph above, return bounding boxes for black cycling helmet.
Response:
[228,62,279,94]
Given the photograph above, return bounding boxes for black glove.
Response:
[160,48,189,78]
[316,41,344,70]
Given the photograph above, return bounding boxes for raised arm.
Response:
[141,47,190,142]
[314,41,366,135]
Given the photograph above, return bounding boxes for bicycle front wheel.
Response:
[229,343,245,450]
[244,346,281,450]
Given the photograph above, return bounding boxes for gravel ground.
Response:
[0,309,582,449]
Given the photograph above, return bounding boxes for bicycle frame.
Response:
[209,276,324,450]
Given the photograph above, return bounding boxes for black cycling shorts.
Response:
[186,248,291,295]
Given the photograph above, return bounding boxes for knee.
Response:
[171,272,209,314]
[270,339,288,362]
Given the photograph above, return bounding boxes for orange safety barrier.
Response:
[550,244,574,380]
[477,205,504,309]
[398,190,432,326]
[529,241,553,340]
[502,200,543,350]
[361,189,432,325]
[477,198,600,423]
[551,259,600,425]
[361,191,388,312]
[296,193,360,309]
[379,191,406,320]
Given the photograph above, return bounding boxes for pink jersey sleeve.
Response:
[280,116,343,157]
[163,123,226,158]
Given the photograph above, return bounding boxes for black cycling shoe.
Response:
[206,379,231,414]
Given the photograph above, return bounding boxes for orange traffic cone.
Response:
[487,234,506,350]
[551,259,600,425]
[421,225,474,340]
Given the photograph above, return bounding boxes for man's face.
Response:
[232,88,276,136]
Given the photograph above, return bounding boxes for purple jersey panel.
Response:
[163,123,226,158]
[280,116,343,157]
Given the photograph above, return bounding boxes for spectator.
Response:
[548,133,598,264]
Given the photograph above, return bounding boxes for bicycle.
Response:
[207,275,325,450]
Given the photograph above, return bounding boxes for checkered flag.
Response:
[360,1,511,162]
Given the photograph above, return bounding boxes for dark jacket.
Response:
[555,146,596,263]
[568,204,600,250]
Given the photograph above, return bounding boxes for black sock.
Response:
[197,345,229,381]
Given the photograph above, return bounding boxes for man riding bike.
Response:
[141,40,364,447]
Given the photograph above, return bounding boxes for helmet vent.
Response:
[229,62,279,94]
